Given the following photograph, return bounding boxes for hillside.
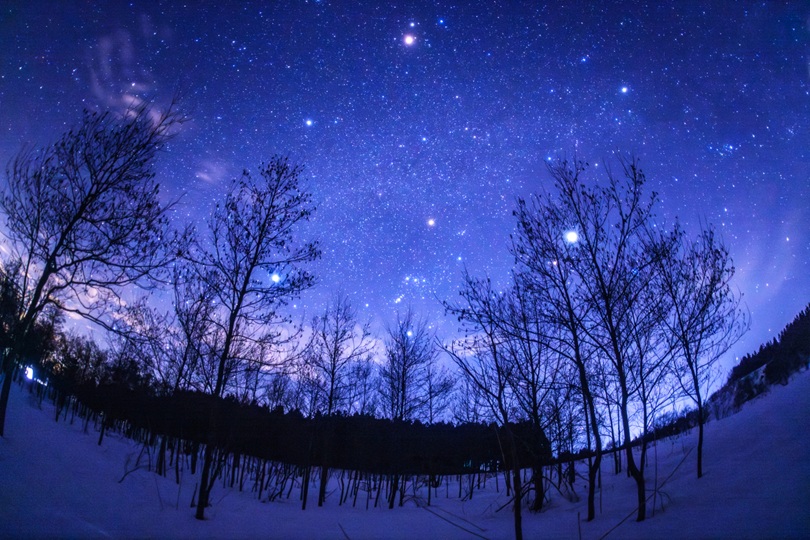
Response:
[1,370,809,539]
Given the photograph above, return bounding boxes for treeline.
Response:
[631,305,810,450]
[727,303,810,386]
[36,325,550,507]
[52,379,522,479]
[16,356,548,512]
[707,303,810,412]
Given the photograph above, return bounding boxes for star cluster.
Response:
[0,1,807,371]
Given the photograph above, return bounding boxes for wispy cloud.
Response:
[195,160,230,185]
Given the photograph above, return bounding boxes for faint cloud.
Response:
[195,160,230,185]
[86,16,173,118]
[88,29,147,108]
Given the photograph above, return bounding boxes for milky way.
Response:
[1,1,807,372]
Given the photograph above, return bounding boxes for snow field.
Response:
[1,370,809,538]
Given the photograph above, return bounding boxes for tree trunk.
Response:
[174,439,182,485]
[318,466,329,507]
[580,370,602,522]
[97,417,107,446]
[257,460,266,500]
[195,444,215,520]
[586,446,602,521]
[190,443,198,475]
[620,405,646,522]
[506,426,523,540]
[697,407,705,479]
[511,462,523,540]
[230,452,239,488]
[0,368,13,437]
[156,435,167,476]
[302,466,311,510]
[531,466,544,512]
[388,474,399,509]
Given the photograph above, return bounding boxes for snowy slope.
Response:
[1,370,809,539]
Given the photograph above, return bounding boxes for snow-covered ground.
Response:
[2,371,809,539]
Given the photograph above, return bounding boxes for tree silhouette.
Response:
[443,272,525,540]
[0,103,182,436]
[189,156,319,520]
[379,308,437,424]
[512,173,603,520]
[556,156,662,522]
[378,308,439,509]
[304,292,375,506]
[655,224,748,477]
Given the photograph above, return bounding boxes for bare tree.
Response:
[345,357,379,416]
[512,178,605,520]
[306,293,375,417]
[655,224,748,478]
[452,375,487,425]
[0,263,22,352]
[108,263,217,395]
[263,371,308,414]
[0,104,183,436]
[378,308,437,423]
[550,155,663,522]
[424,360,455,424]
[378,307,438,509]
[191,156,319,520]
[443,272,525,540]
[542,371,582,488]
[500,277,558,512]
[624,275,674,486]
[305,292,375,506]
[169,264,217,393]
[50,332,107,387]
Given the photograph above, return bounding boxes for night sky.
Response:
[1,1,808,374]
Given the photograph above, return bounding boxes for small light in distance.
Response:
[25,367,33,380]
[271,273,281,283]
[564,230,579,244]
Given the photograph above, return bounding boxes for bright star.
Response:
[427,218,435,227]
[271,273,281,283]
[305,119,313,126]
[404,34,416,46]
[564,230,579,244]
[621,86,628,94]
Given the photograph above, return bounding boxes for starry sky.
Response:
[1,1,808,374]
